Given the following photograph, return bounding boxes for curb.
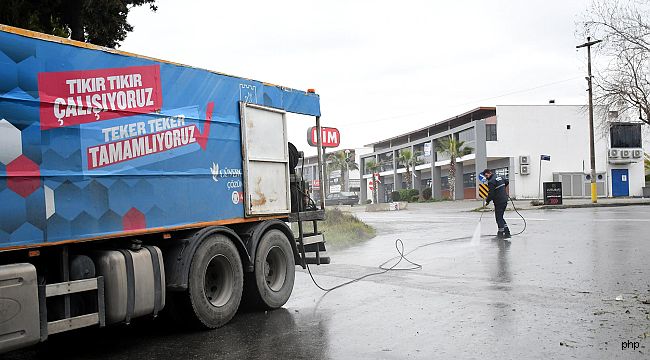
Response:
[469,200,650,212]
[536,201,650,210]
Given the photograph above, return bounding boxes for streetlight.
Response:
[577,37,602,203]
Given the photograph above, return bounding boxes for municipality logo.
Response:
[211,162,220,182]
[210,162,242,183]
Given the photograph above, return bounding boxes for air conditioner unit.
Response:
[632,149,642,158]
[621,149,630,158]
[520,165,530,175]
[608,149,619,158]
[519,155,530,165]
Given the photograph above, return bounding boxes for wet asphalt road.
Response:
[6,204,650,359]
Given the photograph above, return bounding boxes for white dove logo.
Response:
[211,162,220,182]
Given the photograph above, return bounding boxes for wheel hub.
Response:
[204,254,234,307]
[264,246,287,292]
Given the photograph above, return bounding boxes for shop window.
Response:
[441,176,449,190]
[463,172,476,188]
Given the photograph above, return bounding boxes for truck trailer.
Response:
[0,25,329,353]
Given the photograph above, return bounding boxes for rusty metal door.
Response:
[240,103,290,216]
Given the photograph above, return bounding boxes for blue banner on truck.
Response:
[0,26,320,249]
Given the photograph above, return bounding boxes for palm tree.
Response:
[434,136,473,200]
[327,150,359,192]
[397,149,421,189]
[365,159,381,203]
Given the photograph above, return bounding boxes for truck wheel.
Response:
[244,229,295,310]
[173,234,243,329]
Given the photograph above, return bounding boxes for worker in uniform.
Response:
[482,169,510,239]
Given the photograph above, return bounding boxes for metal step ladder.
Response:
[38,247,106,341]
[289,210,330,267]
[39,277,106,339]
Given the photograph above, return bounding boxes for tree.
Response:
[397,149,421,189]
[0,0,158,48]
[327,150,359,193]
[434,136,473,200]
[365,159,381,204]
[582,0,650,125]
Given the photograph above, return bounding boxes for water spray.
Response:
[470,203,486,245]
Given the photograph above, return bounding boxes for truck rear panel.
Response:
[0,25,320,250]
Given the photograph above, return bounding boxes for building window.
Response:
[463,172,476,188]
[436,150,450,162]
[457,128,475,146]
[441,176,449,190]
[378,152,394,172]
[396,148,409,169]
[486,124,497,141]
[610,123,641,148]
[413,143,431,163]
[494,167,509,178]
[363,159,371,175]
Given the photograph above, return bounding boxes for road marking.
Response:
[592,218,650,222]
[360,215,549,221]
[504,217,547,221]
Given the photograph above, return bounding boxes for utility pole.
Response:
[577,37,602,203]
[537,156,543,201]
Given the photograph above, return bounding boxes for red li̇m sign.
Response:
[307,126,340,148]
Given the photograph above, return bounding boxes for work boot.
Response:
[503,227,511,239]
[497,229,504,238]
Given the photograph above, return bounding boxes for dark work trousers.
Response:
[494,202,508,230]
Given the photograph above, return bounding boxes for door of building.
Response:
[611,169,629,197]
[384,183,394,203]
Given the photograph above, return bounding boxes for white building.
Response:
[359,105,646,203]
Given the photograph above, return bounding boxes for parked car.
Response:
[324,192,360,206]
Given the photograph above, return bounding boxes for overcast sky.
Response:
[121,0,598,155]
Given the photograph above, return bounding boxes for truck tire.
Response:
[243,229,295,310]
[171,234,243,329]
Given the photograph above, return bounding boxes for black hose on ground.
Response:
[508,196,527,236]
[480,197,527,236]
[306,199,526,292]
[306,235,477,292]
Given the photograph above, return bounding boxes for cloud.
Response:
[122,0,595,154]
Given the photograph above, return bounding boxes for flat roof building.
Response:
[359,105,646,203]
